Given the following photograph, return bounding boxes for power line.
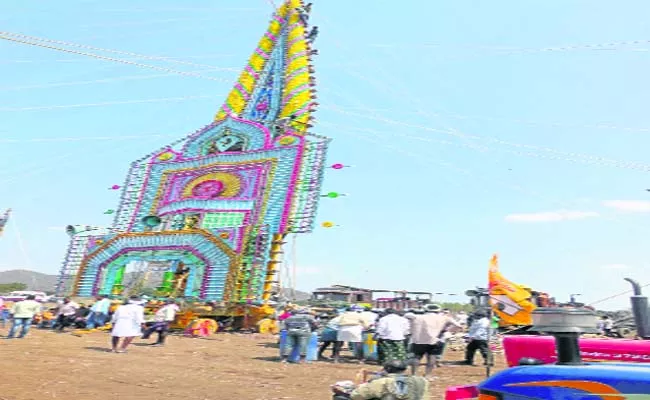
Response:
[366,39,650,54]
[0,31,239,72]
[0,69,222,92]
[96,7,264,13]
[324,105,650,172]
[0,35,233,83]
[0,95,213,111]
[588,283,650,307]
[329,105,650,134]
[0,133,176,143]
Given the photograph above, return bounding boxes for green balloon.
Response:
[104,209,115,214]
[327,192,339,198]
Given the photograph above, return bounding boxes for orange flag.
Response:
[488,254,530,304]
[488,254,499,291]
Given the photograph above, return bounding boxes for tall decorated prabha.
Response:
[56,0,329,318]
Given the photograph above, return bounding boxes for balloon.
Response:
[109,185,121,190]
[331,163,344,170]
[104,209,115,214]
[321,221,335,228]
[323,192,344,198]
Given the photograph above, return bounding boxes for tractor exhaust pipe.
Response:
[624,278,650,339]
[530,307,599,365]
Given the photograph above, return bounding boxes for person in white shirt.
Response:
[600,316,614,336]
[409,304,461,379]
[54,297,79,332]
[142,299,180,346]
[111,296,145,353]
[334,305,369,363]
[462,310,491,366]
[374,308,409,363]
[360,307,378,328]
[437,309,462,364]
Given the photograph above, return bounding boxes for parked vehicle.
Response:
[1,290,51,302]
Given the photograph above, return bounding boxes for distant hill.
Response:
[0,269,58,292]
[279,288,311,301]
[0,269,313,300]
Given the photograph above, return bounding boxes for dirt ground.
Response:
[0,328,504,400]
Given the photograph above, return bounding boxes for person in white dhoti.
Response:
[110,296,145,353]
[334,305,369,363]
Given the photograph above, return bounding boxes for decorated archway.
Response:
[97,249,207,298]
[72,230,237,301]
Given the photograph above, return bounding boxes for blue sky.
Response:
[2,1,650,310]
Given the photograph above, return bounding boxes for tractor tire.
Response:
[615,327,636,339]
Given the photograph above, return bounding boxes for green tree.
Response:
[439,302,474,313]
[0,282,28,293]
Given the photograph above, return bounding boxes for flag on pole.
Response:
[0,208,11,237]
[488,254,499,291]
[487,253,537,326]
[487,253,530,303]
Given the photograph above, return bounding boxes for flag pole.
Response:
[485,254,497,378]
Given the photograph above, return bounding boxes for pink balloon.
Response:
[331,163,344,170]
[110,185,121,190]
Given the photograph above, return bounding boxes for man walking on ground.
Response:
[281,308,318,363]
[375,308,409,364]
[462,310,491,366]
[408,304,461,380]
[142,299,180,346]
[7,295,42,339]
[334,305,370,363]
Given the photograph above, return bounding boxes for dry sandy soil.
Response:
[0,328,504,400]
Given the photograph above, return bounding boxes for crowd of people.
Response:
[0,292,631,400]
[0,295,180,352]
[277,303,493,380]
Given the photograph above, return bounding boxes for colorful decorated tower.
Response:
[55,0,329,312]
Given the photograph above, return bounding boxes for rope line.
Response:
[325,105,650,172]
[0,95,213,111]
[366,39,650,54]
[0,31,239,72]
[588,283,650,306]
[332,105,650,134]
[0,35,232,83]
[0,133,176,143]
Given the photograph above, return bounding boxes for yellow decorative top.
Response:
[214,0,315,136]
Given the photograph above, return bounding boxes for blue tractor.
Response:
[474,306,650,399]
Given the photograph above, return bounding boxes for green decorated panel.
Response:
[201,212,245,228]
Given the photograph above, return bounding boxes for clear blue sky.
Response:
[2,0,650,310]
